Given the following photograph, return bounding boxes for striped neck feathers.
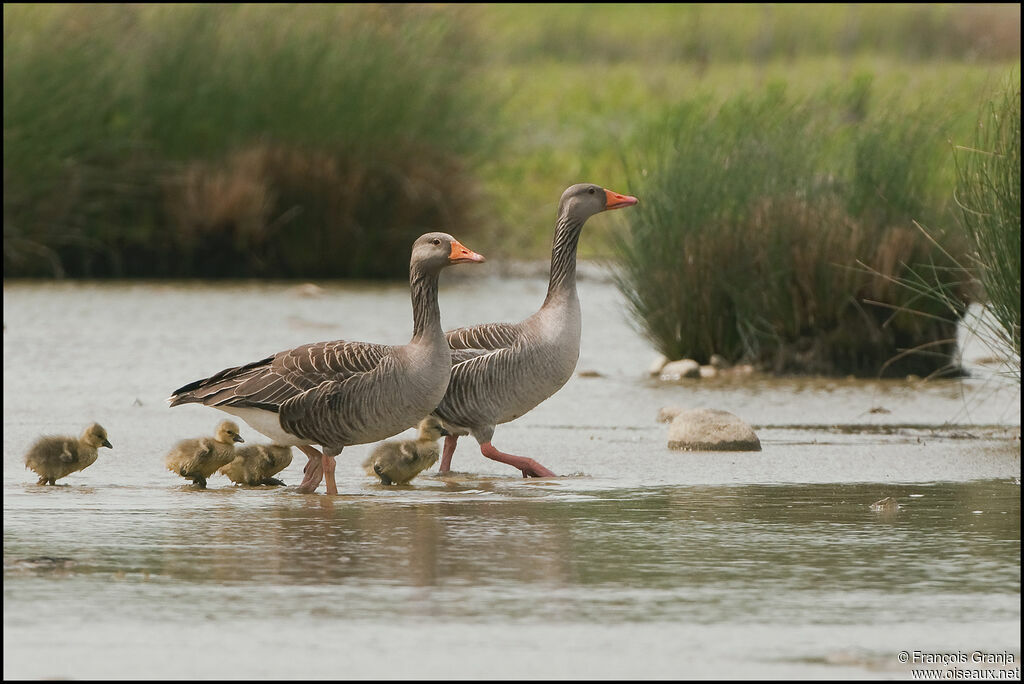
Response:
[409,265,443,343]
[544,214,585,305]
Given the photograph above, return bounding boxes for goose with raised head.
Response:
[168,233,485,495]
[435,183,637,477]
[24,423,112,485]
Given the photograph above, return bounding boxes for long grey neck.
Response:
[410,266,443,343]
[543,214,585,307]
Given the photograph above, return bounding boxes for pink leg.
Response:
[297,445,324,493]
[439,435,458,473]
[480,442,555,478]
[322,451,338,496]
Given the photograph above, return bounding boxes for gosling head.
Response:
[214,420,245,445]
[557,183,638,223]
[417,416,448,442]
[411,232,485,274]
[82,423,113,449]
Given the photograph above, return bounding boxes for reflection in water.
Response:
[5,480,1018,629]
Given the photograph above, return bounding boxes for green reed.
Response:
[3,4,498,278]
[954,78,1021,376]
[613,82,970,377]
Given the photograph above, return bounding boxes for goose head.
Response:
[214,420,245,444]
[82,423,113,449]
[411,232,485,273]
[557,183,638,222]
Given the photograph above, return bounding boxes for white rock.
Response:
[659,359,700,380]
[699,365,718,379]
[647,354,669,376]
[667,408,761,451]
[709,354,729,369]
[290,283,325,298]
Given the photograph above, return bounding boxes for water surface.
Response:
[3,279,1020,679]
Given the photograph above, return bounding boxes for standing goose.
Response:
[435,183,637,477]
[168,233,485,495]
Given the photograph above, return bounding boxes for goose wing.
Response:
[276,353,404,446]
[169,340,393,411]
[435,345,519,428]
[445,322,521,352]
[444,321,521,368]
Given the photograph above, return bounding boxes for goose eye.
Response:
[431,238,441,246]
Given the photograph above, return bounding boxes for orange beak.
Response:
[448,239,486,264]
[604,188,639,210]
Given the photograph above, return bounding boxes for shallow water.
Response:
[3,278,1020,679]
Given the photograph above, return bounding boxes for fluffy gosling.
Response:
[165,420,244,488]
[362,417,447,485]
[219,444,293,486]
[24,423,112,485]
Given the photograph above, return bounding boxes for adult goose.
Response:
[435,183,637,477]
[168,232,485,494]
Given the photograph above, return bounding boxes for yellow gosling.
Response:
[219,444,293,486]
[362,417,445,485]
[165,420,244,489]
[25,423,112,485]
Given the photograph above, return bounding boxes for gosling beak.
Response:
[604,188,639,211]
[233,435,245,443]
[438,427,451,437]
[448,239,486,264]
[102,440,113,449]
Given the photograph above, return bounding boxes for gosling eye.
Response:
[431,238,441,246]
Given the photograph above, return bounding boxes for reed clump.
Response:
[614,83,970,377]
[3,4,495,279]
[953,79,1021,378]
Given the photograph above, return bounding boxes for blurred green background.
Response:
[4,3,1018,276]
[3,3,1019,376]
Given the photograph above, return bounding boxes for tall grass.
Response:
[954,79,1021,376]
[3,4,498,278]
[613,83,969,377]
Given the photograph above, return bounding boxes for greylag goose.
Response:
[219,443,294,486]
[435,183,637,477]
[362,416,447,485]
[168,233,485,495]
[165,420,245,488]
[24,423,112,485]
